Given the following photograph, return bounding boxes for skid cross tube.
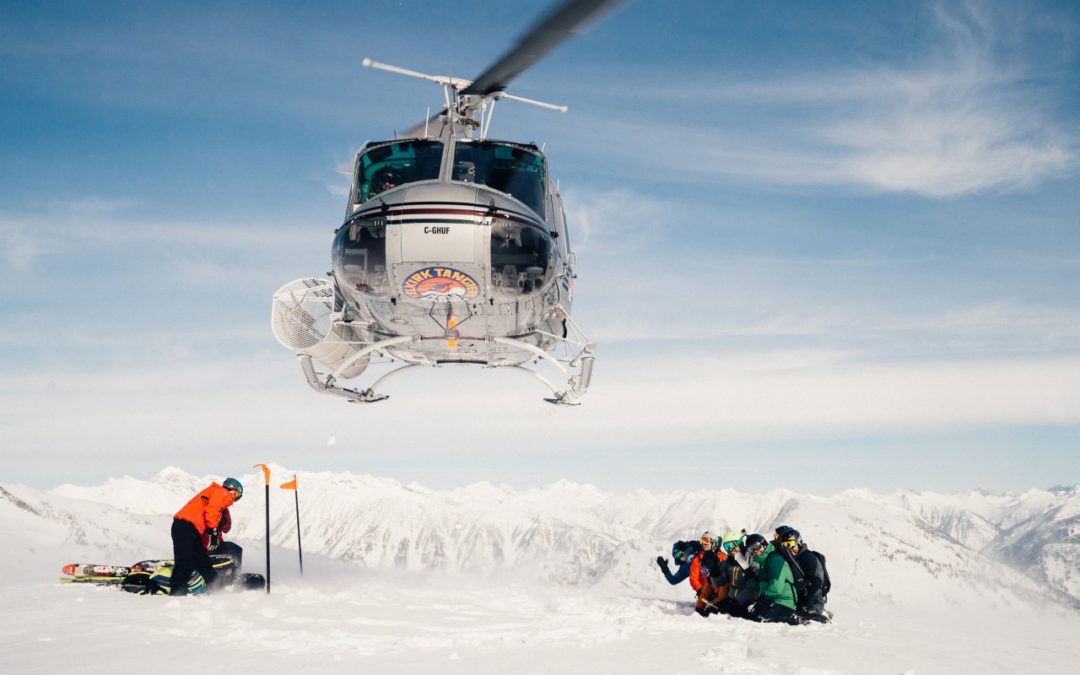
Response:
[329,335,416,380]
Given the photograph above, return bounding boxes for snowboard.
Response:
[121,570,265,595]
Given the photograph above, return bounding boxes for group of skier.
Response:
[655,527,832,625]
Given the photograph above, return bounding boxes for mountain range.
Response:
[3,466,1077,610]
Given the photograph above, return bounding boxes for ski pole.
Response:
[280,474,302,575]
[254,463,271,594]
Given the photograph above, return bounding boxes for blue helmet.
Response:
[223,477,243,500]
[672,540,690,563]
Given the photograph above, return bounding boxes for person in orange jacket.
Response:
[693,531,733,616]
[687,531,717,594]
[170,477,243,595]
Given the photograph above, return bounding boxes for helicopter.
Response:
[271,0,622,405]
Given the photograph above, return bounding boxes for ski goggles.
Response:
[722,540,741,553]
[780,539,798,549]
[747,542,765,556]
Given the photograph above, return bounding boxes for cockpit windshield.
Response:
[452,141,546,216]
[356,140,444,203]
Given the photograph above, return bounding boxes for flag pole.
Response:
[254,463,271,594]
[293,476,303,575]
[280,474,303,575]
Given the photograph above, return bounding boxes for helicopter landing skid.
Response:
[299,354,389,404]
[490,336,595,406]
[296,333,595,406]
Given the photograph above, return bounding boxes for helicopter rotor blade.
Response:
[460,0,625,97]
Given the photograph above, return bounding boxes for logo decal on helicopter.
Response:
[402,266,480,300]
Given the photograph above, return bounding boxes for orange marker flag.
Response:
[253,463,270,485]
[279,474,303,575]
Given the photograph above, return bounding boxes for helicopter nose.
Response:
[384,183,488,303]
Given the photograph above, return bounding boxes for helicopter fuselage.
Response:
[328,136,575,370]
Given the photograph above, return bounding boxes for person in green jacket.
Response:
[743,533,801,624]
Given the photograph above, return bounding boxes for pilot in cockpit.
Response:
[453,160,478,183]
[370,167,400,195]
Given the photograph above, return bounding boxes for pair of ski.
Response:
[60,555,234,584]
[61,555,265,593]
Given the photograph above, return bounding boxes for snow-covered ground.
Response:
[6,563,1080,674]
[3,469,1080,674]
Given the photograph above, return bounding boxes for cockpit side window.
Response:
[452,142,546,216]
[357,140,444,203]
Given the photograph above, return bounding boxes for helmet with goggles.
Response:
[743,533,768,556]
[223,477,243,500]
[699,531,718,551]
[778,528,802,549]
[721,530,745,554]
[671,540,690,563]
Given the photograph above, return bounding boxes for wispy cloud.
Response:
[564,2,1076,197]
[4,351,1079,467]
[0,203,325,274]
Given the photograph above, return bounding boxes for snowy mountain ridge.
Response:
[5,467,1079,610]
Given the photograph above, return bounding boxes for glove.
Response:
[655,556,668,569]
[207,528,220,551]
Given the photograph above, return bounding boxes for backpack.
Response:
[782,547,833,602]
[814,551,831,599]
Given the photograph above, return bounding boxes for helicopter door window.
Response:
[357,140,444,203]
[489,219,553,298]
[333,219,390,298]
[452,141,546,216]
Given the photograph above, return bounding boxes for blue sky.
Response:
[2,0,1079,493]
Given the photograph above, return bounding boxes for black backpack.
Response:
[781,547,832,602]
[814,551,831,599]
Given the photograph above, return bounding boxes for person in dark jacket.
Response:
[776,529,831,623]
[704,530,756,618]
[744,533,802,624]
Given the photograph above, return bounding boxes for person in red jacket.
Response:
[170,477,243,595]
[692,531,733,616]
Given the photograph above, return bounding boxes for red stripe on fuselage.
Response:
[352,206,545,230]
